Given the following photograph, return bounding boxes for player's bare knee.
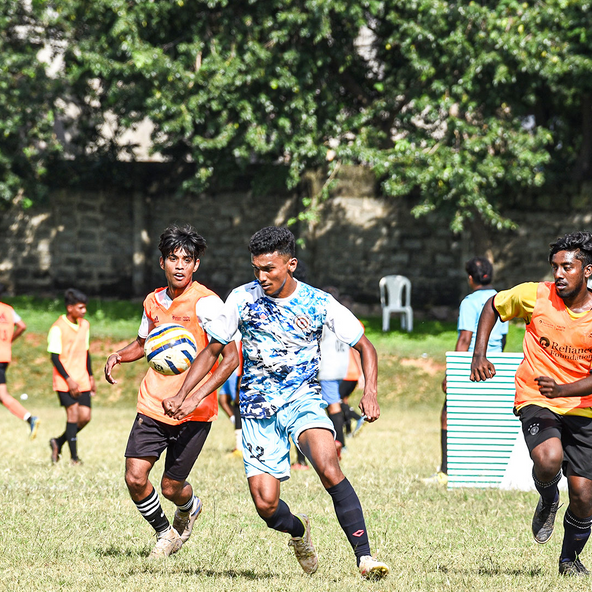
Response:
[318,465,344,489]
[253,495,278,518]
[569,494,592,518]
[125,469,148,495]
[532,449,562,479]
[160,478,185,501]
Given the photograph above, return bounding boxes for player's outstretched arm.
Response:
[536,375,592,399]
[104,337,145,384]
[354,334,380,422]
[162,339,229,419]
[470,297,499,382]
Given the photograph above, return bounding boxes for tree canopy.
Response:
[4,1,592,229]
[1,0,61,207]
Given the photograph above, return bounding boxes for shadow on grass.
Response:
[192,569,276,580]
[95,546,276,579]
[95,545,145,558]
[437,564,544,577]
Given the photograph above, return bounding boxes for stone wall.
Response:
[1,163,592,313]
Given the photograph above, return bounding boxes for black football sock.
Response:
[261,499,305,538]
[440,429,448,474]
[233,403,242,430]
[533,468,561,505]
[134,487,171,534]
[329,412,346,447]
[326,478,371,563]
[55,431,67,451]
[561,507,592,562]
[65,422,79,460]
[341,402,352,435]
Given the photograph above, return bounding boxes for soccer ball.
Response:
[144,323,198,375]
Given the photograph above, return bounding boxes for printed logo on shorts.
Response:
[528,423,540,436]
[352,530,365,537]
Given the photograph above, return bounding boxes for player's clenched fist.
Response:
[470,354,496,382]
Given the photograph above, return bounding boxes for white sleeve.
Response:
[324,296,364,346]
[12,310,21,324]
[204,291,241,345]
[195,294,225,330]
[138,310,151,339]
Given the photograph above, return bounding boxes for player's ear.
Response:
[288,257,298,274]
[193,259,200,272]
[159,257,165,271]
[584,264,592,279]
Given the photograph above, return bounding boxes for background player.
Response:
[471,231,592,577]
[218,332,243,457]
[48,288,95,464]
[317,286,355,459]
[426,257,508,484]
[161,226,389,580]
[104,224,238,559]
[0,283,39,438]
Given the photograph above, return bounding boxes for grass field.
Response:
[2,304,580,591]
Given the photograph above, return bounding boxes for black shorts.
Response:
[57,390,92,408]
[518,404,592,480]
[0,362,8,384]
[339,380,357,399]
[125,413,211,482]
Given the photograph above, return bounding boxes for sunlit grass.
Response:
[0,299,554,591]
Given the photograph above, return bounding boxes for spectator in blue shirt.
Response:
[424,257,509,485]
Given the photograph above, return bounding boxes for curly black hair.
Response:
[549,231,592,267]
[249,227,296,258]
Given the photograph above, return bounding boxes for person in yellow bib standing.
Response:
[48,288,95,465]
[471,231,592,577]
[0,283,40,438]
[104,224,238,560]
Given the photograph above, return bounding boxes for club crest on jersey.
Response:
[539,336,550,348]
[294,315,311,331]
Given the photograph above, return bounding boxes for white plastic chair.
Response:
[379,275,413,332]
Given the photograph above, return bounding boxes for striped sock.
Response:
[134,488,170,534]
[177,495,195,513]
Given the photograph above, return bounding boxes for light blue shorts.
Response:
[242,395,335,481]
[320,380,341,406]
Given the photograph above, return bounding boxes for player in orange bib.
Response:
[104,224,238,559]
[471,231,592,577]
[48,289,95,465]
[0,283,40,438]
